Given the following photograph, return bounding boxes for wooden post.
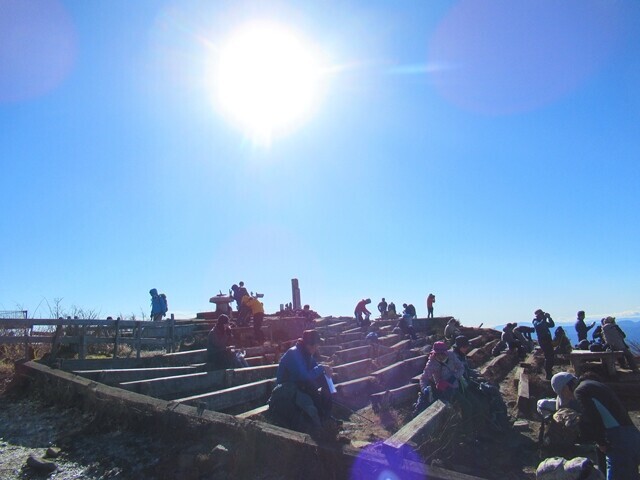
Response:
[23,326,30,360]
[50,324,63,363]
[113,319,121,359]
[135,321,142,359]
[169,314,175,353]
[80,325,87,360]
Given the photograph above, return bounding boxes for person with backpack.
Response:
[149,288,164,321]
[159,293,168,318]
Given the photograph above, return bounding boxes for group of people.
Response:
[356,296,436,340]
[204,281,266,370]
[262,311,638,478]
[573,313,638,372]
[373,294,436,320]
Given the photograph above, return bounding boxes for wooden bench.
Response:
[569,350,625,377]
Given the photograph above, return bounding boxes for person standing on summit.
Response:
[426,293,435,318]
[149,288,166,321]
[575,310,596,343]
[533,309,555,380]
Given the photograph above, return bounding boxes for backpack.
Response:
[159,294,168,314]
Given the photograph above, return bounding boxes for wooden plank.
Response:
[517,370,531,414]
[176,378,275,412]
[372,355,427,389]
[332,358,374,383]
[236,404,269,419]
[388,339,411,352]
[335,376,375,401]
[376,334,402,347]
[73,366,198,385]
[332,345,372,364]
[383,400,450,451]
[370,383,419,411]
[225,365,278,387]
[120,370,227,400]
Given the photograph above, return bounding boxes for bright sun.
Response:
[216,22,323,144]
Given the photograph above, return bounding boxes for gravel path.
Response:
[0,394,164,479]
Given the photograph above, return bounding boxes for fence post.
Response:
[50,324,63,363]
[23,326,30,360]
[113,319,121,359]
[80,325,87,360]
[135,321,142,359]
[169,314,175,353]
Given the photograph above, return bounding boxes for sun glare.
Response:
[215,22,323,144]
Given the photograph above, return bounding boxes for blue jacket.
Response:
[150,289,164,316]
[276,341,325,385]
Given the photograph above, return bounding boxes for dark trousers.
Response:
[253,312,264,343]
[428,307,434,318]
[606,425,640,480]
[539,335,555,378]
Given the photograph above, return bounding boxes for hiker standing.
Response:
[242,294,265,345]
[149,288,165,321]
[377,298,388,319]
[426,293,435,318]
[533,309,555,379]
[575,310,596,343]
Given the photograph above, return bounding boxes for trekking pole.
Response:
[332,399,375,424]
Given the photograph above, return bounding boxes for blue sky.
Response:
[1,0,639,326]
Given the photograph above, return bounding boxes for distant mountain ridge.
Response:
[492,318,640,346]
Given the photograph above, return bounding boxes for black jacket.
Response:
[574,380,635,444]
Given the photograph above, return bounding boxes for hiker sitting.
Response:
[207,315,241,370]
[602,316,639,372]
[268,330,337,437]
[453,336,479,383]
[397,313,417,340]
[387,302,397,319]
[444,318,461,344]
[419,341,465,403]
[553,327,572,354]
